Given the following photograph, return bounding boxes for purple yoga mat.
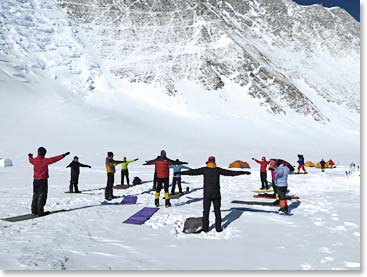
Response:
[123,207,159,225]
[121,196,138,205]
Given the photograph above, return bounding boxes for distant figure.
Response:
[120,157,139,185]
[327,159,335,168]
[320,159,326,172]
[252,156,270,189]
[296,154,307,174]
[105,152,124,201]
[28,147,69,216]
[181,156,251,233]
[169,160,191,195]
[345,171,349,178]
[66,156,91,193]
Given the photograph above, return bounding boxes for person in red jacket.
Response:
[28,147,69,216]
[252,156,270,190]
[144,150,182,207]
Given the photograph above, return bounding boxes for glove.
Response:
[244,171,251,175]
[88,166,92,168]
[251,158,255,160]
[28,153,33,157]
[63,152,70,156]
[135,158,139,161]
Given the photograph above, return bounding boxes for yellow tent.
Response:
[305,161,315,167]
[229,160,250,169]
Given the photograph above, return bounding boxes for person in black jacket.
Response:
[66,156,91,193]
[181,156,251,233]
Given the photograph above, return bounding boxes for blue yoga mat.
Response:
[123,207,159,225]
[121,196,138,205]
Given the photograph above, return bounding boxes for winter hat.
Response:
[160,150,167,158]
[206,156,216,164]
[73,156,79,160]
[107,152,114,157]
[37,147,47,157]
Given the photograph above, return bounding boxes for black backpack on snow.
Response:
[132,176,142,185]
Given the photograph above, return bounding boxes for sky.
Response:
[293,0,360,21]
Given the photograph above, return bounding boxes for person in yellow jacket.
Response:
[105,152,124,201]
[120,157,139,185]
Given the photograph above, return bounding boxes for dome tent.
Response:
[229,160,250,169]
[0,158,13,167]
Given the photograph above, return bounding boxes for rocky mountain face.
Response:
[1,0,360,122]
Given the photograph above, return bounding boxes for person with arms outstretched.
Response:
[144,150,179,207]
[120,157,138,185]
[28,147,69,216]
[169,160,191,195]
[252,156,270,189]
[66,156,91,193]
[181,156,251,232]
[105,152,124,201]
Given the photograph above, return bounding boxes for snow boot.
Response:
[279,200,288,214]
[154,192,160,207]
[165,192,171,207]
[74,184,80,193]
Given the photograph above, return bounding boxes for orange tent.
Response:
[305,161,315,167]
[229,160,250,169]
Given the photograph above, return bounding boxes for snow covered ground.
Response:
[0,158,360,270]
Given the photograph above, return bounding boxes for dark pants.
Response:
[271,180,278,196]
[69,174,80,192]
[32,179,48,215]
[105,173,114,199]
[260,172,268,189]
[277,186,288,201]
[121,169,129,185]
[171,176,182,194]
[156,178,169,193]
[202,197,222,232]
[153,171,157,189]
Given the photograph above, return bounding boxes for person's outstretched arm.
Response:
[66,161,73,168]
[127,158,138,164]
[46,152,70,165]
[182,165,191,170]
[180,168,204,176]
[219,168,251,176]
[79,162,91,168]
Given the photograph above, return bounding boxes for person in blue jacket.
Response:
[271,161,291,214]
[296,154,307,174]
[169,160,191,195]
